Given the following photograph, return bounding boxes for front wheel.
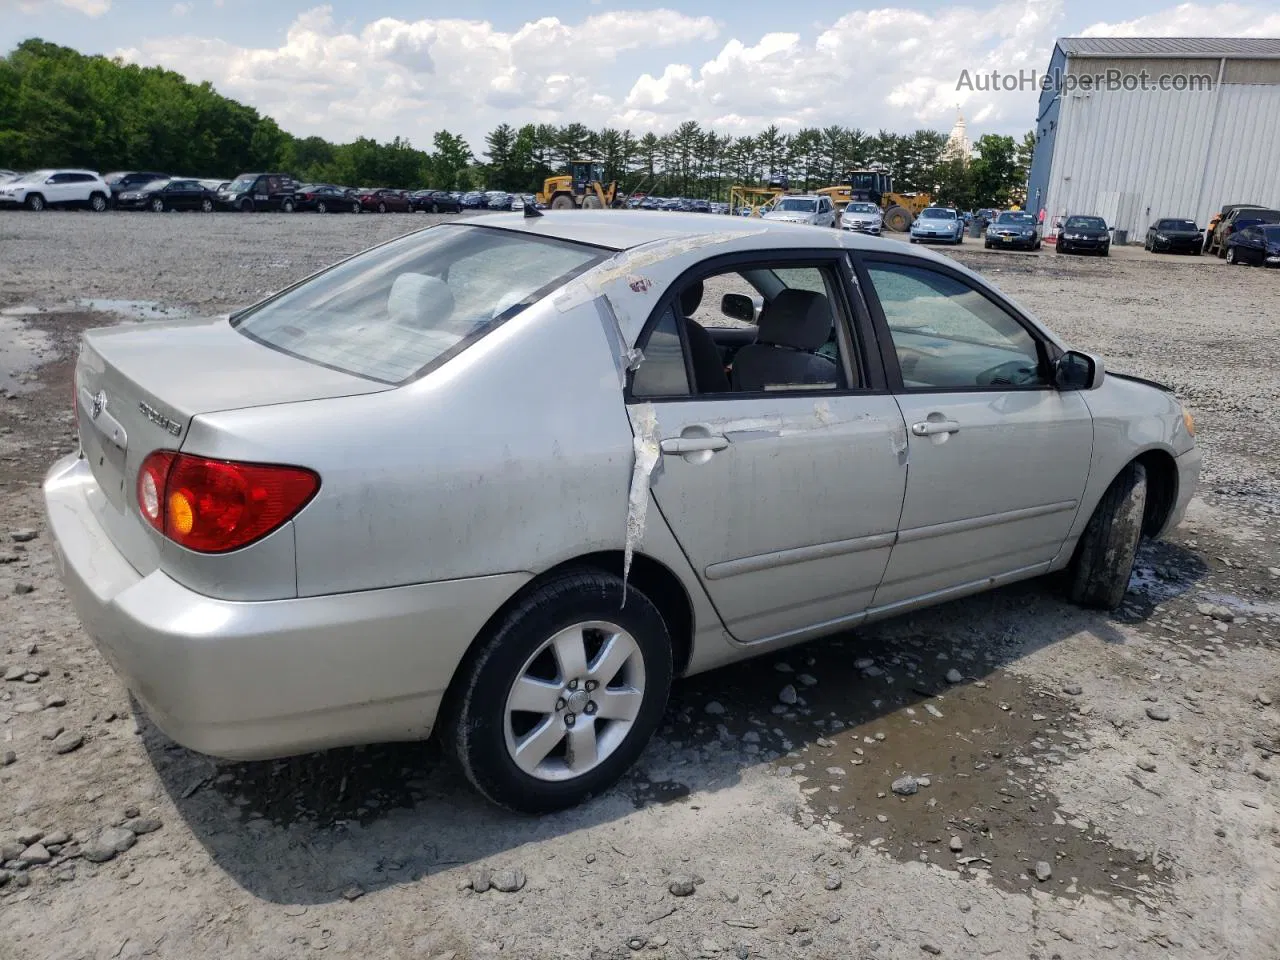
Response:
[200,198,214,212]
[1225,247,1237,264]
[25,194,45,211]
[443,570,673,813]
[431,202,439,213]
[377,202,387,213]
[1068,462,1147,610]
[351,201,361,213]
[150,197,166,213]
[281,199,295,213]
[239,199,254,212]
[316,200,328,214]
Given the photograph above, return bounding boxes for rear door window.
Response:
[234,225,605,384]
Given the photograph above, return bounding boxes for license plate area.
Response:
[78,387,129,509]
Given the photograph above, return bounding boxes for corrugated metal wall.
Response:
[1043,75,1280,238]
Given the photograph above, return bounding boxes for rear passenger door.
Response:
[626,253,907,644]
[855,254,1093,608]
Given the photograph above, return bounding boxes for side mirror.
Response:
[1055,350,1105,391]
[721,293,755,323]
[45,177,57,184]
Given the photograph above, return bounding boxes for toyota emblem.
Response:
[90,390,107,420]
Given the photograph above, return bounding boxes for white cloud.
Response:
[112,1,1280,152]
[171,1,191,16]
[1,0,111,14]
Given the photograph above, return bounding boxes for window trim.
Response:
[624,248,888,404]
[852,251,1063,395]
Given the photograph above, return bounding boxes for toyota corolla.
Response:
[46,212,1200,812]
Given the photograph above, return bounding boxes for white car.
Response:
[0,169,111,212]
[762,195,836,228]
[840,201,883,234]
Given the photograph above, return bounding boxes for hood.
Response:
[1157,228,1200,237]
[763,210,816,223]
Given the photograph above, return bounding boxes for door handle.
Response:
[911,419,961,437]
[660,435,729,454]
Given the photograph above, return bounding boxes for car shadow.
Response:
[145,538,1209,906]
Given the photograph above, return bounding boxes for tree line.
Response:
[1,39,1035,208]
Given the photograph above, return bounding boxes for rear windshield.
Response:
[233,225,605,384]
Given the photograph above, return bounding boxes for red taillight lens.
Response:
[136,452,319,553]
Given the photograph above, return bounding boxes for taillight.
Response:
[136,452,319,553]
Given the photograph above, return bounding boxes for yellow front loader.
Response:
[536,161,620,210]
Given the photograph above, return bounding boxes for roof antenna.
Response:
[524,198,543,218]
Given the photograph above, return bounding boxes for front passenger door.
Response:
[858,256,1093,608]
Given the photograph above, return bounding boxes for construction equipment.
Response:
[815,170,932,232]
[536,161,620,210]
[728,183,789,217]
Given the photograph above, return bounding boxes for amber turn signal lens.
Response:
[1182,409,1196,437]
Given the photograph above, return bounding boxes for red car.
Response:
[357,188,411,213]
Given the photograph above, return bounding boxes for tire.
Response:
[909,237,917,243]
[239,199,254,212]
[1225,247,1236,264]
[89,192,108,212]
[150,197,165,213]
[1193,247,1201,256]
[431,202,439,213]
[282,199,295,213]
[200,198,214,213]
[582,194,604,210]
[25,193,45,212]
[551,194,576,210]
[351,202,361,213]
[984,240,992,249]
[316,200,328,214]
[443,569,673,813]
[883,205,911,232]
[1100,247,1109,257]
[1056,244,1066,254]
[1068,462,1147,611]
[377,202,387,213]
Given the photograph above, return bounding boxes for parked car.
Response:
[509,194,539,213]
[456,191,484,209]
[0,169,110,211]
[296,184,360,213]
[909,206,964,244]
[1056,215,1111,256]
[689,199,711,214]
[218,173,298,212]
[1206,203,1268,255]
[357,188,411,213]
[199,179,231,194]
[762,195,837,228]
[104,171,169,204]
[0,169,19,183]
[1224,224,1280,267]
[115,178,216,212]
[839,201,883,235]
[410,190,462,213]
[660,198,684,211]
[46,213,1200,813]
[975,208,999,228]
[485,191,514,211]
[640,197,662,211]
[1216,208,1280,258]
[984,210,1040,250]
[1144,218,1202,254]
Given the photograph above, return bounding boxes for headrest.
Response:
[387,273,455,328]
[757,289,831,351]
[679,280,704,317]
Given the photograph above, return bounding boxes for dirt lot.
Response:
[1,212,1277,960]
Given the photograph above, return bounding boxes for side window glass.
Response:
[865,261,1047,390]
[631,306,691,398]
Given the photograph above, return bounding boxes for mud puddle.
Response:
[666,627,1177,908]
[0,315,54,395]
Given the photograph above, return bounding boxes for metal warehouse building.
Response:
[1026,37,1280,241]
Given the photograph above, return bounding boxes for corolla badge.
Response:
[90,390,107,420]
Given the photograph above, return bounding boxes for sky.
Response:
[3,0,1279,151]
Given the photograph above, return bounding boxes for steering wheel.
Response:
[975,359,1040,387]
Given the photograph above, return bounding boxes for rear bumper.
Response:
[44,454,528,760]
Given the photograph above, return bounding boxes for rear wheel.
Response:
[883,205,911,232]
[89,192,108,212]
[351,201,361,213]
[25,193,45,211]
[1068,463,1147,610]
[431,202,439,213]
[316,200,328,214]
[551,194,576,211]
[281,199,295,213]
[239,199,254,213]
[1225,246,1237,264]
[377,202,387,213]
[582,194,603,210]
[443,570,673,813]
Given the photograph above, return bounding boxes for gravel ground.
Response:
[1,212,1277,960]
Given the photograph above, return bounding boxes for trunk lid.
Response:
[75,316,390,576]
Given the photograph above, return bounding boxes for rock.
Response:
[125,817,163,835]
[823,873,842,890]
[15,701,41,714]
[945,668,963,684]
[1034,861,1052,882]
[774,662,793,673]
[41,722,65,741]
[14,827,43,845]
[742,731,760,744]
[9,529,37,543]
[924,704,944,719]
[627,936,648,951]
[1063,684,1083,696]
[122,805,141,820]
[51,731,84,754]
[1258,693,1273,707]
[949,836,964,853]
[1146,705,1172,722]
[892,775,919,796]
[1254,769,1273,783]
[491,868,526,893]
[1,751,14,766]
[917,777,931,787]
[826,767,846,777]
[3,665,23,681]
[82,827,136,863]
[669,876,697,897]
[853,657,874,670]
[41,831,69,847]
[341,884,364,901]
[13,582,34,596]
[778,685,798,706]
[876,814,888,823]
[1215,828,1227,838]
[797,673,818,687]
[44,694,66,708]
[704,701,726,716]
[920,945,942,956]
[1197,602,1234,622]
[1137,759,1158,772]
[19,843,51,865]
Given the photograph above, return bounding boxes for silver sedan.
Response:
[46,212,1200,812]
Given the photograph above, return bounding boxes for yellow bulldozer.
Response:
[536,160,620,210]
[816,170,932,232]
